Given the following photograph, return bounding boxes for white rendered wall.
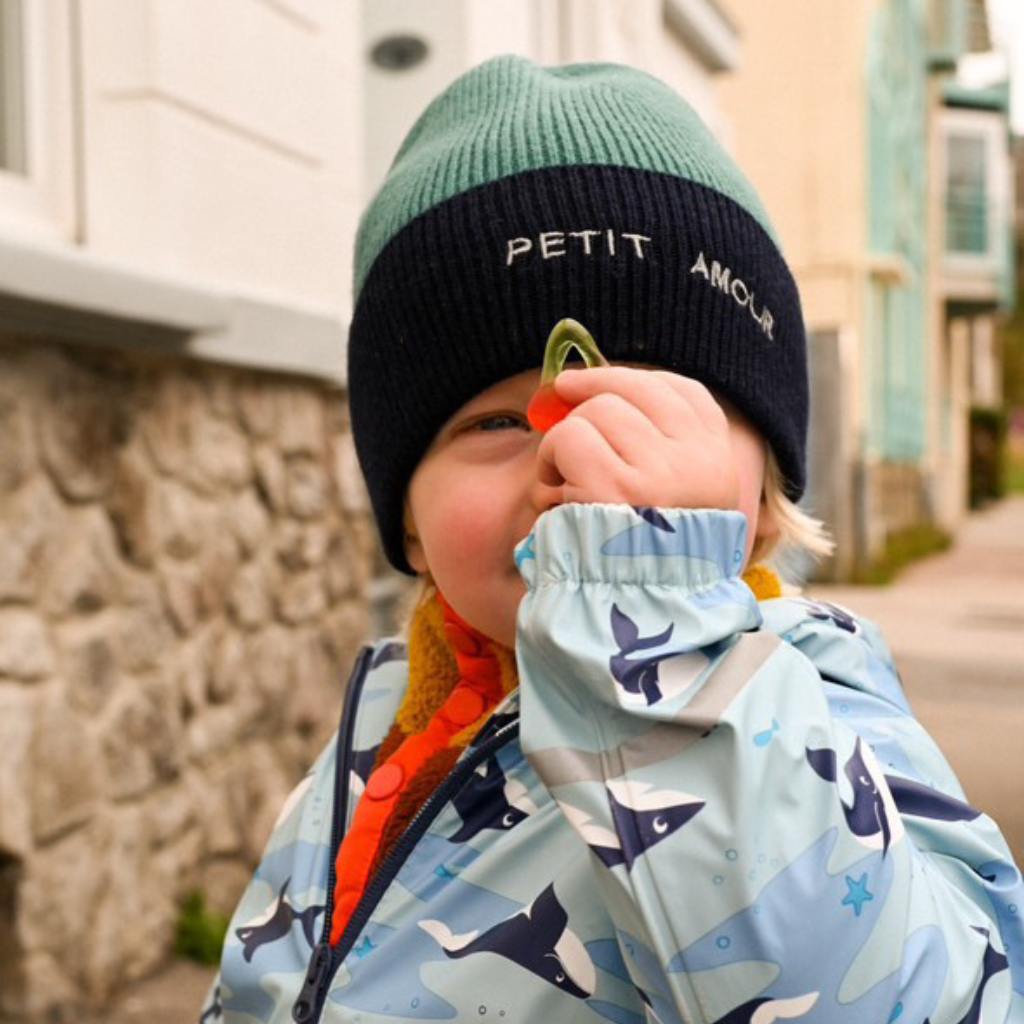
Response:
[77,0,361,317]
[362,0,738,203]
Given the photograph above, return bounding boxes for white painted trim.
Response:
[662,0,740,73]
[0,0,76,243]
[0,234,348,386]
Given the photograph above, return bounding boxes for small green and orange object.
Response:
[526,318,609,433]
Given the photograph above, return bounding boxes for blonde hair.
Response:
[752,446,835,578]
[396,446,833,635]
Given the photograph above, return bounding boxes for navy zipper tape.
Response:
[292,644,375,1024]
[306,720,521,1023]
[322,645,374,941]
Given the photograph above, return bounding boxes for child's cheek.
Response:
[423,486,503,573]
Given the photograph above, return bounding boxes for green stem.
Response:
[540,318,610,385]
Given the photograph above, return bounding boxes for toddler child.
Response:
[201,54,1023,1023]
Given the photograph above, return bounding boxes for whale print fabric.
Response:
[201,504,1023,1023]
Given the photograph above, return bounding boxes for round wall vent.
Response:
[370,34,429,71]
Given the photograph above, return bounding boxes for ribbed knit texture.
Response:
[353,54,782,302]
[348,53,808,575]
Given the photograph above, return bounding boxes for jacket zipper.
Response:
[292,717,521,1023]
[291,644,373,1024]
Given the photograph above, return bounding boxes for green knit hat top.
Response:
[353,54,782,302]
[348,53,807,576]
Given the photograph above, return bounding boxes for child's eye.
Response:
[472,413,531,432]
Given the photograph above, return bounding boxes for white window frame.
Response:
[0,0,76,243]
[940,108,1007,275]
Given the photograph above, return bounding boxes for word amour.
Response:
[689,251,774,340]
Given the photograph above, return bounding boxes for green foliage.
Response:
[175,890,230,966]
[1006,439,1024,494]
[969,405,1008,507]
[852,523,953,585]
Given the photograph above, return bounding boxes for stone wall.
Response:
[0,335,380,1019]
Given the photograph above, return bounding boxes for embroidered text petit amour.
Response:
[506,229,653,266]
[689,251,774,340]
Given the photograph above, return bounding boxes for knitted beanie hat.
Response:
[348,53,807,576]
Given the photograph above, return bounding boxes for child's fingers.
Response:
[535,414,633,495]
[562,391,664,467]
[554,366,705,441]
[644,369,731,437]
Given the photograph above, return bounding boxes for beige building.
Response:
[717,0,1014,579]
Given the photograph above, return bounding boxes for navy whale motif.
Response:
[807,737,984,856]
[234,877,323,963]
[711,992,819,1023]
[198,984,222,1022]
[449,755,537,843]
[805,737,905,855]
[923,926,1009,1024]
[884,774,981,823]
[558,780,705,870]
[609,605,713,706]
[800,599,858,634]
[418,883,596,998]
[609,604,677,706]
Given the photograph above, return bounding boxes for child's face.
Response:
[404,365,775,649]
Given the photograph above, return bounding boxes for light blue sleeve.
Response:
[514,502,1024,1024]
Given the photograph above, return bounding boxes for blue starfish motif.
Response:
[841,873,874,917]
[354,935,376,958]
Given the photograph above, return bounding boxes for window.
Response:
[945,132,988,254]
[0,0,27,174]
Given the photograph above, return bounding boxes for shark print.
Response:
[419,883,596,998]
[234,877,324,963]
[558,780,704,870]
[805,736,906,855]
[449,755,537,843]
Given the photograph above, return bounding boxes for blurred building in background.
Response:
[0,0,1016,1018]
[719,0,1016,579]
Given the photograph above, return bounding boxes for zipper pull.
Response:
[292,940,333,1023]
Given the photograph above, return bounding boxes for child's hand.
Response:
[532,366,741,512]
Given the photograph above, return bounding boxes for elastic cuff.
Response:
[514,503,749,591]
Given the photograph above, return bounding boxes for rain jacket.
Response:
[200,503,1024,1024]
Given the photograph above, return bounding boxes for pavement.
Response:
[89,497,1024,1022]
